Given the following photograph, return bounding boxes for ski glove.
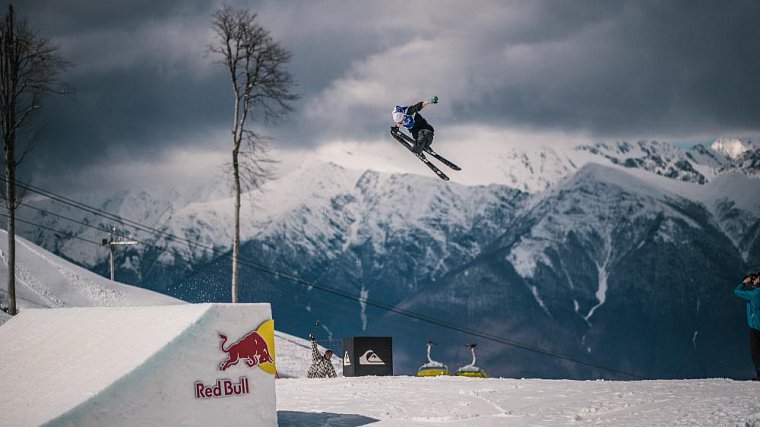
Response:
[429,95,438,104]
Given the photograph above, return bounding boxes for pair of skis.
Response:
[390,127,461,181]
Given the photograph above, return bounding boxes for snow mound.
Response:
[0,304,278,426]
[0,230,182,312]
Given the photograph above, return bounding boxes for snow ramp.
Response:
[0,303,277,426]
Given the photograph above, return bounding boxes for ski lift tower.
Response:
[102,228,138,281]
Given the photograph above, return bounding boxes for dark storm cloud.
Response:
[299,0,760,143]
[20,0,227,182]
[13,0,760,186]
[471,1,760,137]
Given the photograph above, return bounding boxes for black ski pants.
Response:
[413,129,433,153]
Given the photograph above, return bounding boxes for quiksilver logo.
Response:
[359,350,385,365]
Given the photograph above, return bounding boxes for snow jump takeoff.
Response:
[391,96,460,181]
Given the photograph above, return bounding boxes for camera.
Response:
[743,272,760,287]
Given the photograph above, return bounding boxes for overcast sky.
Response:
[18,0,760,191]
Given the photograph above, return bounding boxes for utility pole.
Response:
[102,228,138,282]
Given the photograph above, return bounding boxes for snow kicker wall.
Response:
[0,303,277,426]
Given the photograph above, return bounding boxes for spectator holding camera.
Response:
[735,272,760,380]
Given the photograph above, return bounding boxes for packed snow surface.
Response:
[276,376,760,426]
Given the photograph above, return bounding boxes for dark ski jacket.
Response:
[735,284,760,330]
[395,102,434,139]
[306,340,337,378]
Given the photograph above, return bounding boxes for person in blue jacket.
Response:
[735,272,760,380]
[392,96,438,154]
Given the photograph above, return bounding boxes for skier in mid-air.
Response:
[392,96,438,154]
[389,95,459,180]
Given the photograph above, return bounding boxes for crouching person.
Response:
[307,333,337,378]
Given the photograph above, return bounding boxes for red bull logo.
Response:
[216,319,276,375]
[218,330,273,371]
[192,319,277,401]
[195,377,250,399]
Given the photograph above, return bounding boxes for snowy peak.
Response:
[573,138,760,186]
[720,146,760,178]
[482,144,581,193]
[686,143,730,169]
[508,162,699,280]
[576,141,707,184]
[562,162,671,199]
[710,138,754,160]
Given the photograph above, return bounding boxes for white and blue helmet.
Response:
[392,106,414,128]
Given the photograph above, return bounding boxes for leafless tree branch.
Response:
[209,5,298,303]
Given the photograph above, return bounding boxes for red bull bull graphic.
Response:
[218,330,273,370]
[217,319,276,374]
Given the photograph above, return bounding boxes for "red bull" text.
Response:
[194,376,250,399]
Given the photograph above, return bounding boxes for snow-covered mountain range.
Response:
[10,137,760,379]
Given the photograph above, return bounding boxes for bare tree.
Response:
[209,6,297,303]
[0,5,68,315]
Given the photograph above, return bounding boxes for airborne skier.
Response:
[390,95,460,181]
[392,96,438,153]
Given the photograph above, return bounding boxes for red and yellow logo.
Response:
[218,319,276,375]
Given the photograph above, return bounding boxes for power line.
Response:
[0,212,104,247]
[7,179,210,252]
[16,202,138,241]
[0,177,649,379]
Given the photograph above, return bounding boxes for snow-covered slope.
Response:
[0,230,182,316]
